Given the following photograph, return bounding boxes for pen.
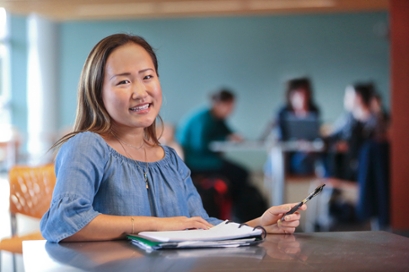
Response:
[280,184,325,222]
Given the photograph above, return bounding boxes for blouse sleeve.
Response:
[40,132,107,242]
[168,147,223,226]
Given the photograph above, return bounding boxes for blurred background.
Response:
[0,0,390,165]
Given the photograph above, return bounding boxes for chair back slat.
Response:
[9,164,56,219]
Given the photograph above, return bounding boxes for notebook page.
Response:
[137,221,263,242]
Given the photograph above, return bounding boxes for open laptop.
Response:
[282,113,321,141]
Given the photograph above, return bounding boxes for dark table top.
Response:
[23,231,409,272]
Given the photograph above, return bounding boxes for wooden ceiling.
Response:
[0,0,389,21]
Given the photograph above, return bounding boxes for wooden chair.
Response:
[0,164,56,271]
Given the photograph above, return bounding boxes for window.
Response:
[0,8,14,169]
[0,7,10,127]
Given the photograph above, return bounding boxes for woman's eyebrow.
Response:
[110,68,154,80]
[138,68,154,74]
[110,72,131,80]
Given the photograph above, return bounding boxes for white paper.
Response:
[137,220,263,242]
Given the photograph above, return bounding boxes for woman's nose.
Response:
[131,82,147,100]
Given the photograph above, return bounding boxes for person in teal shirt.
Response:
[177,89,241,171]
[176,92,234,171]
[177,89,267,222]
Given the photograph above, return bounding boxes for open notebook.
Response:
[127,220,265,251]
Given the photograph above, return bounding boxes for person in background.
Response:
[325,82,390,230]
[274,77,321,175]
[176,89,241,173]
[369,89,390,142]
[359,84,390,230]
[325,83,378,181]
[40,34,303,243]
[277,78,320,139]
[176,89,267,222]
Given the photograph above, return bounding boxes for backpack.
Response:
[193,176,233,220]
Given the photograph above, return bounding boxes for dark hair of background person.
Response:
[210,88,235,103]
[353,83,374,107]
[50,33,163,151]
[284,77,319,112]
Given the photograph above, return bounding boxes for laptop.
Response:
[282,113,321,141]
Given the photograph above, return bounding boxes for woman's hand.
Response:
[259,203,307,234]
[155,216,213,231]
[227,133,243,143]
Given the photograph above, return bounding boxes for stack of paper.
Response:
[127,220,264,252]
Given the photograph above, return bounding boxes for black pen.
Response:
[280,184,326,222]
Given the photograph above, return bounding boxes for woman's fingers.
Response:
[278,219,300,229]
[179,216,212,230]
[280,211,302,222]
[157,216,213,231]
[260,202,306,234]
[189,216,213,229]
[261,203,306,227]
[268,203,307,217]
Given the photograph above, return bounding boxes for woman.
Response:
[276,77,321,175]
[40,34,305,243]
[326,83,378,181]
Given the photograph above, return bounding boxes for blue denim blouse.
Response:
[40,132,222,242]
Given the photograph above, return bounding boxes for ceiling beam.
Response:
[0,0,389,21]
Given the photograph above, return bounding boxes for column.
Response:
[26,14,58,165]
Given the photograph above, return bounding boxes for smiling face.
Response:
[102,42,162,132]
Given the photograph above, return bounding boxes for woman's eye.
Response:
[144,75,154,80]
[117,80,130,85]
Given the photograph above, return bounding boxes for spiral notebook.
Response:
[127,220,265,251]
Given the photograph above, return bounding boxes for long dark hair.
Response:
[285,77,318,112]
[353,83,374,107]
[52,33,163,150]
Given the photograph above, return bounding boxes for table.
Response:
[209,140,324,206]
[268,140,324,206]
[23,231,409,271]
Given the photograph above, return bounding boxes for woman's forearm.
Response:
[62,214,158,242]
[62,214,213,242]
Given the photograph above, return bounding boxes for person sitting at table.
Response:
[40,33,305,243]
[176,88,267,222]
[325,83,379,181]
[265,77,322,176]
[369,89,390,142]
[323,83,390,230]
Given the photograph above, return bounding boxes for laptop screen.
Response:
[282,113,321,141]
